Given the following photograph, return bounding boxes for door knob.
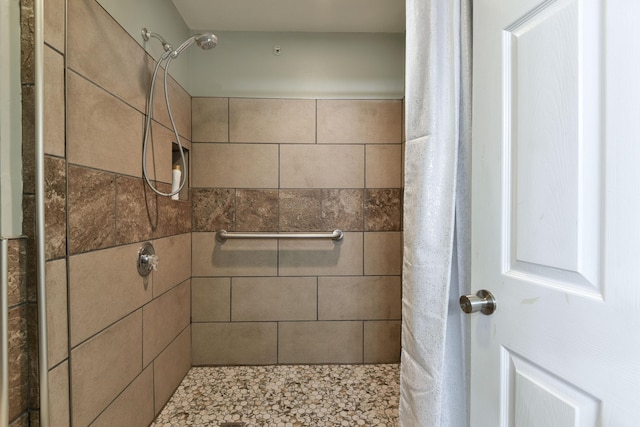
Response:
[460,290,496,315]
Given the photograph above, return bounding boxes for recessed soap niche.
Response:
[172,142,189,201]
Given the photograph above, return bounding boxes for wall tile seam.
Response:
[66,69,191,141]
[141,322,190,372]
[83,363,151,427]
[68,306,146,351]
[7,300,30,312]
[67,237,181,257]
[44,40,63,56]
[47,356,69,374]
[68,161,186,185]
[148,275,191,303]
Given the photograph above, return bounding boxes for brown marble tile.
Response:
[68,165,116,254]
[21,0,35,84]
[9,412,28,427]
[192,188,235,232]
[236,189,278,231]
[116,176,154,245]
[176,199,192,234]
[7,238,27,308]
[45,156,66,259]
[29,411,39,427]
[279,189,322,232]
[21,85,35,195]
[364,189,402,231]
[21,196,36,302]
[321,189,364,232]
[152,182,183,239]
[8,306,28,422]
[27,303,39,408]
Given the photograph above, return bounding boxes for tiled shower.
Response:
[9,0,404,425]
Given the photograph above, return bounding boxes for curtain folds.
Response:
[400,0,472,425]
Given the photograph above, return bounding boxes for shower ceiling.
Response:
[171,0,405,33]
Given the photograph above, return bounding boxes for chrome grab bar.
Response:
[216,229,344,243]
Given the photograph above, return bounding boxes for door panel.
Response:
[505,0,603,296]
[471,0,640,425]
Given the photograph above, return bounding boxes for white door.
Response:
[471,0,640,425]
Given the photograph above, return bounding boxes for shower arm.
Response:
[141,28,172,52]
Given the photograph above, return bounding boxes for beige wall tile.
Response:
[278,321,363,364]
[229,98,315,143]
[44,46,64,157]
[193,98,229,142]
[48,361,70,427]
[280,145,364,188]
[151,73,192,140]
[46,259,67,368]
[71,311,143,427]
[152,233,192,297]
[153,327,191,414]
[364,232,403,276]
[144,122,175,185]
[69,243,152,346]
[44,0,64,52]
[317,100,403,144]
[364,321,401,363]
[192,278,231,322]
[192,322,277,365]
[192,232,278,277]
[318,276,401,320]
[232,277,317,321]
[192,143,279,188]
[67,0,147,111]
[366,145,402,188]
[67,71,143,176]
[91,367,154,427]
[279,232,363,276]
[142,281,190,366]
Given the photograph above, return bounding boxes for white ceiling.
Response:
[171,0,405,33]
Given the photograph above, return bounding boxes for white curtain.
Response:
[400,0,472,426]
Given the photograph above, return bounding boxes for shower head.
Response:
[171,33,218,58]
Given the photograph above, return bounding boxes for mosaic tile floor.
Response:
[152,364,400,426]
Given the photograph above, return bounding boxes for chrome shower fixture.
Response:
[141,27,172,52]
[140,27,217,198]
[171,33,218,58]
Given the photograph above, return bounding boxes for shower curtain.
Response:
[400,0,472,426]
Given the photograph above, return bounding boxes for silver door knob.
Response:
[459,290,496,315]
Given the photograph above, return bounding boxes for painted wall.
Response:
[0,0,23,237]
[190,31,405,99]
[95,0,405,99]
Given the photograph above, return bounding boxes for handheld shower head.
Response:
[171,33,218,58]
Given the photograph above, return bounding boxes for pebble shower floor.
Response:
[151,364,400,426]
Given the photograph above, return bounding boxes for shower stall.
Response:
[4,0,406,425]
